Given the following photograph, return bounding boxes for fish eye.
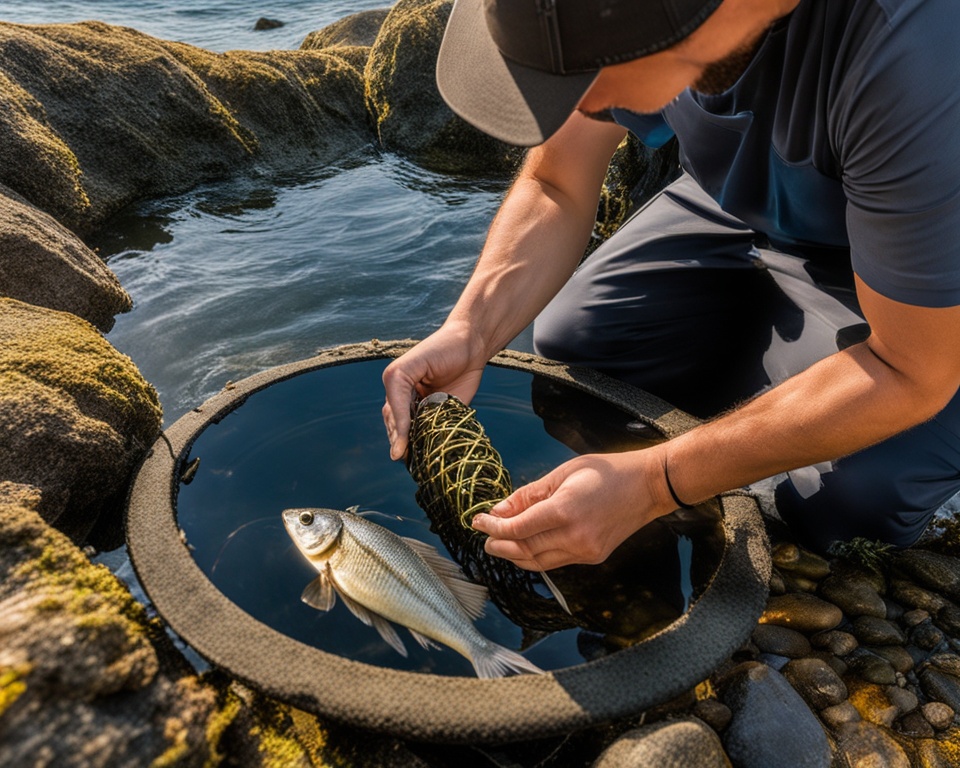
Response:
[298,511,314,526]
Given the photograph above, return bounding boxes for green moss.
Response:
[203,688,242,768]
[0,665,31,718]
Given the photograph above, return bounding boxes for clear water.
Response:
[177,360,723,676]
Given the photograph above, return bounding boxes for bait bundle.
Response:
[407,392,577,633]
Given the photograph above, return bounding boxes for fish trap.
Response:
[407,392,578,633]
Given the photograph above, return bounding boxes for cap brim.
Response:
[436,0,599,147]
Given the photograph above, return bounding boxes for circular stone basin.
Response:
[126,340,771,742]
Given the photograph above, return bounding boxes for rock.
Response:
[0,298,161,538]
[772,542,801,568]
[818,573,887,619]
[885,685,919,716]
[253,17,284,30]
[937,605,960,638]
[301,8,391,48]
[845,648,898,686]
[894,551,960,603]
[810,650,849,677]
[904,608,931,627]
[752,624,812,658]
[922,701,955,730]
[851,615,907,646]
[760,593,843,634]
[592,718,731,768]
[913,729,960,768]
[928,652,960,678]
[811,629,858,657]
[847,680,900,728]
[911,619,947,651]
[692,698,733,732]
[890,579,949,614]
[777,546,831,581]
[820,701,861,730]
[720,662,832,768]
[781,658,847,710]
[867,645,915,675]
[920,667,960,712]
[898,710,936,738]
[0,188,130,331]
[0,21,370,234]
[885,598,905,623]
[364,0,524,175]
[834,721,911,768]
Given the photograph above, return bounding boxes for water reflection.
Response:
[176,360,723,676]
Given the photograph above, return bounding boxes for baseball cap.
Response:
[436,0,724,147]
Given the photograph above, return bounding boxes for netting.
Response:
[407,393,578,633]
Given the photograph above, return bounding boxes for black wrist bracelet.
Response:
[664,459,695,510]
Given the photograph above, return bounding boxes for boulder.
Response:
[0,298,162,539]
[0,21,371,234]
[0,187,129,331]
[592,718,731,768]
[301,8,391,48]
[364,0,524,175]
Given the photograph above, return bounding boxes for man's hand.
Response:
[471,449,677,570]
[381,324,487,460]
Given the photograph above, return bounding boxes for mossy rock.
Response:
[0,21,372,235]
[364,0,524,175]
[301,8,391,49]
[0,187,130,332]
[0,298,162,539]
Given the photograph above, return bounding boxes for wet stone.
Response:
[891,579,950,614]
[591,718,730,768]
[911,620,947,650]
[819,574,887,619]
[845,648,898,686]
[691,698,733,733]
[922,701,956,730]
[847,681,899,728]
[884,685,918,716]
[820,701,860,730]
[758,653,790,671]
[835,721,911,768]
[752,624,813,659]
[929,652,960,678]
[937,605,960,638]
[884,598,904,623]
[775,544,831,581]
[761,593,843,634]
[867,645,915,675]
[810,650,848,677]
[898,710,936,738]
[721,662,832,768]
[811,629,858,657]
[894,550,960,603]
[904,608,932,628]
[772,542,801,568]
[781,657,847,710]
[769,569,787,596]
[920,667,960,712]
[851,615,906,646]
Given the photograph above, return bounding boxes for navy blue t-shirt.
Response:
[614,0,960,308]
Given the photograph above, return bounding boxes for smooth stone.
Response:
[811,630,858,657]
[884,685,918,716]
[781,658,847,710]
[914,730,960,768]
[894,550,960,603]
[890,580,949,614]
[769,569,787,596]
[898,710,935,738]
[847,680,899,728]
[885,597,904,623]
[809,650,848,677]
[721,662,832,768]
[929,652,960,677]
[920,667,960,712]
[912,620,947,651]
[752,624,813,659]
[830,559,886,594]
[845,648,898,686]
[820,701,861,730]
[922,701,956,730]
[691,699,733,733]
[851,615,906,646]
[835,722,911,768]
[867,645,915,674]
[776,545,831,581]
[936,605,960,638]
[761,594,843,634]
[772,542,801,568]
[758,653,790,671]
[904,608,932,627]
[592,718,731,768]
[819,574,887,619]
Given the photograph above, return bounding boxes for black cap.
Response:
[436,0,724,146]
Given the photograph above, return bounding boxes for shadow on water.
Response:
[175,360,723,676]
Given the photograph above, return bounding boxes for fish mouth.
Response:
[281,507,341,555]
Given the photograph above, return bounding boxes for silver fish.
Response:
[282,506,542,678]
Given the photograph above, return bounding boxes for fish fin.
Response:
[300,571,336,612]
[401,536,488,620]
[327,572,409,657]
[408,629,442,651]
[345,505,360,515]
[470,643,544,679]
[539,570,572,615]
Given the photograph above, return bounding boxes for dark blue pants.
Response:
[533,174,960,554]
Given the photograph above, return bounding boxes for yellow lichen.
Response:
[203,688,242,768]
[151,717,191,768]
[0,665,31,718]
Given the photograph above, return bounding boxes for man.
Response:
[381,0,960,566]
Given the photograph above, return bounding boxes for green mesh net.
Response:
[407,393,578,633]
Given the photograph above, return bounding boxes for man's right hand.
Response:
[381,324,488,461]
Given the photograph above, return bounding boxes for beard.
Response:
[692,29,768,96]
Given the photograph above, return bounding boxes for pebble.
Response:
[894,550,960,603]
[937,605,960,637]
[780,657,847,710]
[810,629,858,657]
[884,685,918,716]
[845,648,898,686]
[775,545,831,581]
[922,701,956,730]
[760,593,843,634]
[847,680,899,728]
[820,701,860,730]
[928,652,960,677]
[769,569,787,596]
[752,624,812,658]
[721,662,832,768]
[903,608,931,627]
[891,579,949,614]
[818,574,886,619]
[911,620,946,650]
[592,718,730,768]
[897,710,935,738]
[834,721,911,768]
[866,645,914,674]
[885,598,904,623]
[809,650,848,677]
[920,667,960,712]
[851,615,906,645]
[691,699,732,732]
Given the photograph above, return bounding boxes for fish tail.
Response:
[470,642,544,679]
